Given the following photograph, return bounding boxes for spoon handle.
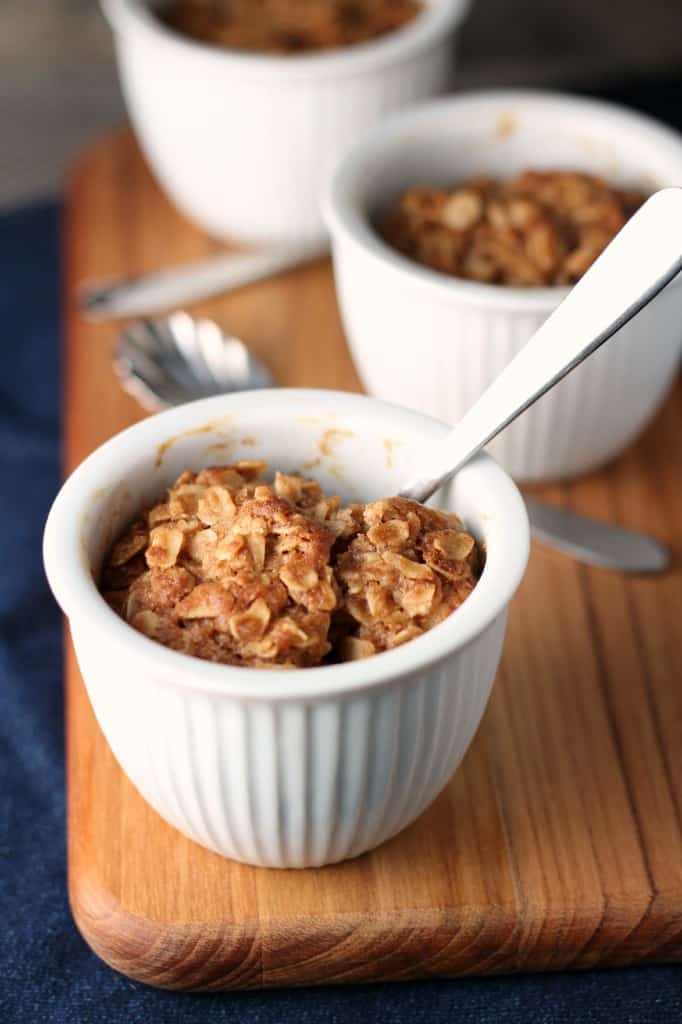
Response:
[80,243,326,320]
[524,497,670,574]
[401,188,682,503]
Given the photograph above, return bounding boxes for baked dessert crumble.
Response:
[381,170,646,286]
[101,462,481,669]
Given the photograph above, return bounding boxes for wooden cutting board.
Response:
[64,129,682,991]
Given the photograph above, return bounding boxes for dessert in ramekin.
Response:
[101,0,470,245]
[324,90,682,481]
[44,389,528,867]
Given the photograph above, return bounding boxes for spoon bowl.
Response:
[115,312,273,413]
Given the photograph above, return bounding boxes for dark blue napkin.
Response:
[1,198,680,1023]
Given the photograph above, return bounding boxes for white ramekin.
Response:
[101,0,470,245]
[44,390,528,868]
[324,90,682,482]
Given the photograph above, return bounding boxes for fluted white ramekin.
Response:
[324,90,682,481]
[101,0,470,245]
[44,390,528,868]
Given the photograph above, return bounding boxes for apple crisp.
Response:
[380,171,646,286]
[159,0,422,55]
[101,463,481,669]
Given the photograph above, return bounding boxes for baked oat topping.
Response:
[334,497,480,659]
[380,171,646,286]
[160,0,422,55]
[101,463,481,669]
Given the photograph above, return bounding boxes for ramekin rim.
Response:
[100,0,470,80]
[43,389,529,702]
[323,87,682,312]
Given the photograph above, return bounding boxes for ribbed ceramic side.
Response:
[334,242,682,482]
[72,612,506,868]
[114,31,456,245]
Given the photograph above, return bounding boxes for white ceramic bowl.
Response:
[324,90,682,481]
[101,0,470,246]
[44,390,528,868]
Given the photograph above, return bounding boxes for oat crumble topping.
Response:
[101,463,481,669]
[381,171,646,286]
[160,0,422,55]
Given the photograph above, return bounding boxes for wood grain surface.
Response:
[64,129,682,991]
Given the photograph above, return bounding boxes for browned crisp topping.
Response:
[380,171,646,286]
[160,0,422,55]
[101,463,481,669]
[334,497,480,658]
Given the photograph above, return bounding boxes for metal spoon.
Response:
[523,497,669,573]
[83,243,324,320]
[114,312,273,411]
[399,187,681,572]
